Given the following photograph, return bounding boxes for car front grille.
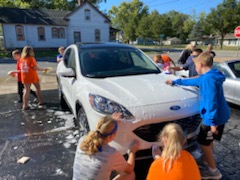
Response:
[133,114,202,142]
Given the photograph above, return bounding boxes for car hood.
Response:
[84,73,198,107]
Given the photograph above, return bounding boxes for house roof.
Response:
[64,1,110,23]
[222,33,236,39]
[0,7,69,26]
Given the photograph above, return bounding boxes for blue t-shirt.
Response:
[182,56,198,77]
[57,54,62,59]
[173,68,230,126]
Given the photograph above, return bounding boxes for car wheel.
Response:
[77,107,90,137]
[58,83,69,110]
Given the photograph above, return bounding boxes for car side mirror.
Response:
[59,67,76,78]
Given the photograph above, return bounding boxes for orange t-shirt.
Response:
[147,150,201,180]
[161,55,172,68]
[20,56,39,84]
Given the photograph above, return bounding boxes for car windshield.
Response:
[79,47,160,78]
[228,61,240,78]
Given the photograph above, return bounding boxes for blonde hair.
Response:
[159,123,186,172]
[207,44,213,50]
[186,44,195,51]
[21,46,34,58]
[58,46,65,52]
[12,49,21,56]
[80,116,118,155]
[194,52,213,67]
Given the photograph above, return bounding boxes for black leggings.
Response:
[18,81,37,100]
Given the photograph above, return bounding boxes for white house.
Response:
[0,2,113,50]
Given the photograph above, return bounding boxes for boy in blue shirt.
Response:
[166,52,230,179]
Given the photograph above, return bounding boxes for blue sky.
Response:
[99,0,223,16]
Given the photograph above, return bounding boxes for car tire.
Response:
[58,83,69,110]
[77,107,90,137]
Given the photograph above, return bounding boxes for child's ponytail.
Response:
[80,116,118,155]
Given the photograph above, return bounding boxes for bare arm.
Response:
[124,140,139,173]
[34,66,47,72]
[169,66,183,71]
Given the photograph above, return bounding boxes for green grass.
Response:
[0,49,58,58]
[0,44,240,58]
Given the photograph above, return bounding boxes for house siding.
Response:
[3,24,67,49]
[66,3,109,44]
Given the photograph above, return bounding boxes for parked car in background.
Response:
[56,43,202,159]
[213,60,240,106]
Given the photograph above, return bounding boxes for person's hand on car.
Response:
[129,139,140,154]
[111,112,123,122]
[165,80,173,85]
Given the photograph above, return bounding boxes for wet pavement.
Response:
[0,51,240,180]
[0,90,78,180]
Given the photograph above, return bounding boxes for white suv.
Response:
[56,43,201,159]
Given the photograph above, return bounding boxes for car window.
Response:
[68,49,76,72]
[63,48,71,66]
[80,48,160,78]
[228,62,240,78]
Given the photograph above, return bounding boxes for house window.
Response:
[59,28,65,38]
[38,27,45,41]
[85,9,91,21]
[52,27,65,39]
[95,29,100,42]
[74,32,81,43]
[15,25,24,41]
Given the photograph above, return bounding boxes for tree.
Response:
[0,0,30,8]
[136,14,154,44]
[108,0,148,43]
[206,0,239,49]
[166,11,190,41]
[0,0,106,10]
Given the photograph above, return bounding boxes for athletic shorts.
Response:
[198,124,225,146]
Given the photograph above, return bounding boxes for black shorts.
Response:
[198,124,225,146]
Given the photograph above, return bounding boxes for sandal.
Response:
[38,103,46,109]
[22,106,30,110]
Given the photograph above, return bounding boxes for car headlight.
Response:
[89,94,134,119]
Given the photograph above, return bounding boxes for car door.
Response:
[220,65,236,103]
[233,78,240,105]
[60,47,77,110]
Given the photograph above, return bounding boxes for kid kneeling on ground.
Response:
[166,52,230,179]
[147,123,201,180]
[73,112,140,180]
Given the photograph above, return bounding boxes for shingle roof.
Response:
[0,7,69,26]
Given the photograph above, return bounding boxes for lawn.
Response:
[0,44,239,58]
[0,48,58,58]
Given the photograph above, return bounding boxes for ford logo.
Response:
[170,105,181,111]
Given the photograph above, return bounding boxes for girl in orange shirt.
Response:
[20,46,47,110]
[147,123,201,180]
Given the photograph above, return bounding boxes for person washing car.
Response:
[73,112,140,180]
[166,52,230,179]
[8,49,37,103]
[167,48,203,77]
[147,123,200,180]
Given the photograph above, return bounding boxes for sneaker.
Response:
[200,168,222,179]
[196,159,208,169]
[152,144,161,160]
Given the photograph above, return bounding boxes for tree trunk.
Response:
[220,33,225,49]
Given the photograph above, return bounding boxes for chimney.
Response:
[78,0,84,6]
